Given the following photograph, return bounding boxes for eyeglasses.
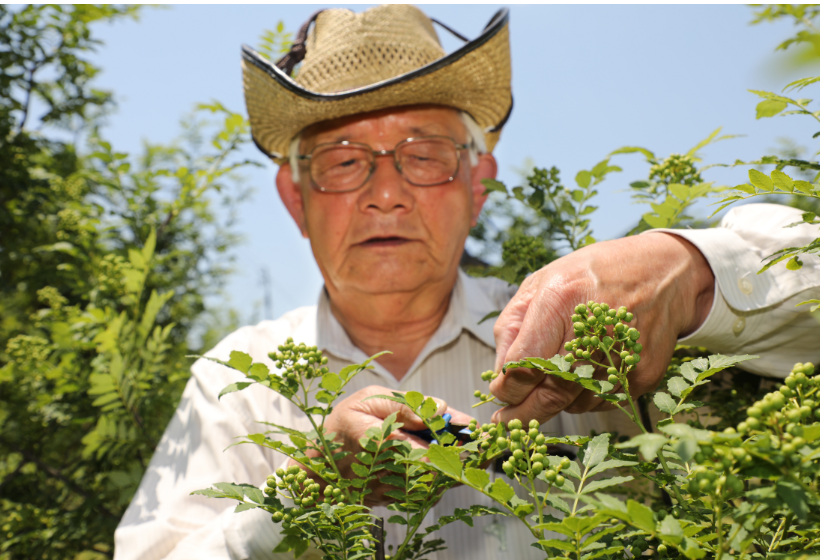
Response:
[297,136,471,193]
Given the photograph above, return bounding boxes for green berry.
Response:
[607,374,619,384]
[555,475,565,485]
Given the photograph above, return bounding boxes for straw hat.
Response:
[242,5,512,162]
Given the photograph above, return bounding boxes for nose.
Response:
[358,153,414,213]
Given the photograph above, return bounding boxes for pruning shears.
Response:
[403,413,473,446]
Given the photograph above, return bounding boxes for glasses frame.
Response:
[297,135,471,193]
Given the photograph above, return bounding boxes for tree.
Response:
[0,6,255,558]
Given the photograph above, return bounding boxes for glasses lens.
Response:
[310,144,373,192]
[397,138,459,186]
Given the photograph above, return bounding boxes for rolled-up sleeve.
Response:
[644,203,820,378]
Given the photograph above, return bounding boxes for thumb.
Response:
[493,289,532,373]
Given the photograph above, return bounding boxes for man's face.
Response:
[276,105,497,297]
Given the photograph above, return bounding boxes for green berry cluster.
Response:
[474,370,500,402]
[501,233,553,276]
[737,362,818,459]
[563,302,641,375]
[468,418,571,484]
[266,337,329,397]
[648,153,702,187]
[682,362,818,500]
[687,463,744,499]
[265,465,344,528]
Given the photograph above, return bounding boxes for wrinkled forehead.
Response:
[299,104,467,151]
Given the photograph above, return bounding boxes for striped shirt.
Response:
[114,203,819,560]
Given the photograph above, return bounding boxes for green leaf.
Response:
[247,362,269,381]
[674,438,698,462]
[669,183,690,201]
[582,476,634,494]
[350,463,370,478]
[615,433,668,461]
[587,459,638,477]
[796,299,820,312]
[487,478,515,504]
[481,178,508,195]
[218,382,252,399]
[801,422,820,442]
[404,391,424,410]
[748,169,774,192]
[610,146,655,160]
[786,256,803,270]
[667,377,690,398]
[426,444,462,479]
[477,310,501,324]
[539,539,575,552]
[772,169,795,192]
[320,373,342,392]
[658,516,684,545]
[546,494,571,514]
[756,99,788,119]
[418,397,438,420]
[228,351,253,374]
[576,170,592,189]
[582,433,610,469]
[776,480,810,521]
[463,467,490,490]
[653,392,677,414]
[643,212,669,229]
[627,500,655,533]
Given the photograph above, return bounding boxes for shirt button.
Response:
[732,316,746,334]
[738,277,753,295]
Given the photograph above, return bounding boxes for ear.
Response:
[469,153,498,227]
[276,163,309,238]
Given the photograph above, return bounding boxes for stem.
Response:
[571,464,590,516]
[715,499,724,560]
[603,342,687,507]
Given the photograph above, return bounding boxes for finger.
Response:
[490,290,568,405]
[443,404,475,427]
[491,375,584,425]
[493,282,535,373]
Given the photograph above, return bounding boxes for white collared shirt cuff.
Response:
[643,218,820,378]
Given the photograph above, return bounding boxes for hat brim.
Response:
[242,8,512,161]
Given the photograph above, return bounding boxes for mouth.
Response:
[359,236,411,248]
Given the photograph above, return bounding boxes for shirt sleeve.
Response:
[113,325,302,560]
[643,202,820,378]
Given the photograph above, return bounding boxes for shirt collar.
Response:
[315,270,501,386]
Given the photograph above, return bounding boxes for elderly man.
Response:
[114,5,820,560]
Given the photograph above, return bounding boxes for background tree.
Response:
[0,5,256,559]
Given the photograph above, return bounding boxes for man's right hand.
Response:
[489,233,715,426]
[289,385,473,506]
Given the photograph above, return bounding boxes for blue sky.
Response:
[87,5,816,324]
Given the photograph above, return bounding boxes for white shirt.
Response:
[115,203,819,560]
